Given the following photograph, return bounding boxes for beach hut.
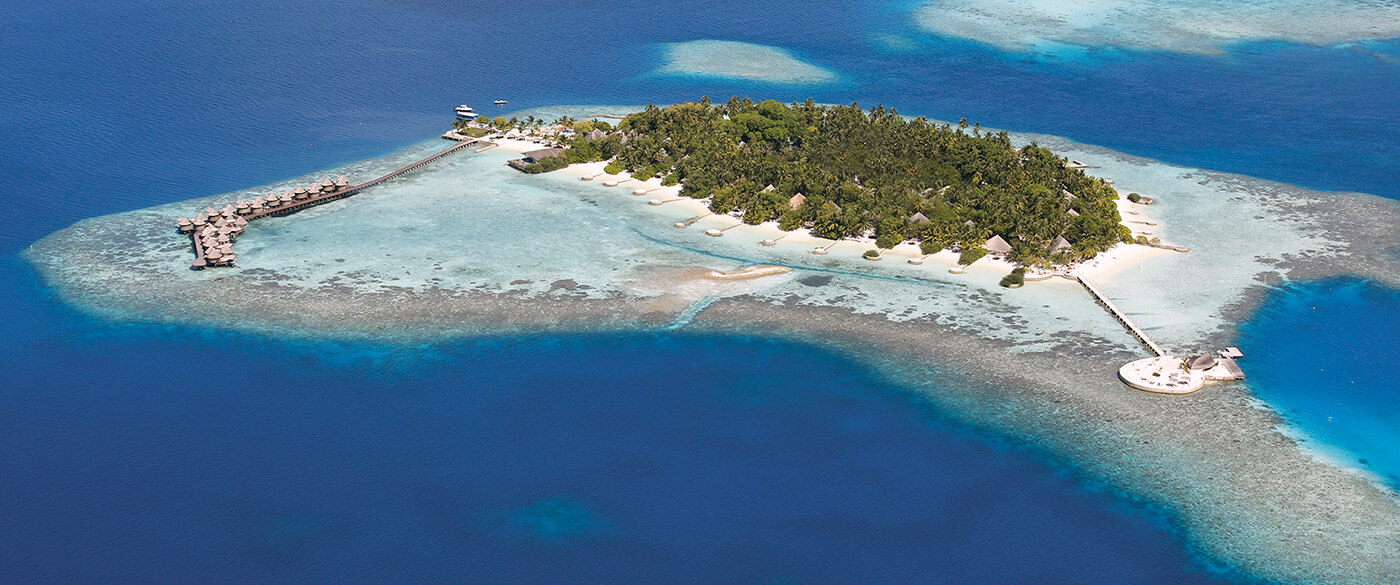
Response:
[984,235,1012,256]
[1062,189,1077,201]
[335,175,348,188]
[585,129,607,142]
[1067,208,1080,217]
[1050,235,1072,254]
[762,184,776,193]
[321,178,334,191]
[788,193,806,210]
[521,148,564,164]
[909,212,930,224]
[193,213,207,226]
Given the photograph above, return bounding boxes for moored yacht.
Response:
[454,105,480,121]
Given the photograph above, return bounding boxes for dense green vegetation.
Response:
[999,267,1027,288]
[520,154,569,174]
[561,97,1131,265]
[958,247,987,266]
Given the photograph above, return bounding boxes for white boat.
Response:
[494,99,508,105]
[454,105,480,121]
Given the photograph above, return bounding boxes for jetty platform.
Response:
[1072,271,1247,393]
[176,138,485,268]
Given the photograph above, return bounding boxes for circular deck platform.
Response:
[1118,356,1205,394]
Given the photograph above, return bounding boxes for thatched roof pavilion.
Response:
[984,235,1012,255]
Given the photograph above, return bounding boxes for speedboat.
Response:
[494,99,508,105]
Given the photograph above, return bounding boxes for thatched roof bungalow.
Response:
[984,235,1012,255]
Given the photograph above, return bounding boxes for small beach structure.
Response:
[507,147,565,172]
[984,235,1012,257]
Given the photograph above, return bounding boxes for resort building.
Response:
[985,235,1012,257]
[507,147,565,172]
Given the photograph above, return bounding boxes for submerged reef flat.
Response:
[911,0,1400,55]
[26,108,1400,583]
[652,40,839,84]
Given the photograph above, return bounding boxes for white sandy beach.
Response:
[559,160,1172,284]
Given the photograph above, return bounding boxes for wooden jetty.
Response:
[1073,272,1165,357]
[175,138,483,269]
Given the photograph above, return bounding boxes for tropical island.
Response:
[512,98,1130,267]
[27,97,1400,585]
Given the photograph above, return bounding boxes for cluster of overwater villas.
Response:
[175,175,349,268]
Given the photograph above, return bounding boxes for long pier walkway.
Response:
[177,138,484,268]
[1072,272,1165,357]
[248,138,481,220]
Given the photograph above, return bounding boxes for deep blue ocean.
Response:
[3,0,1397,582]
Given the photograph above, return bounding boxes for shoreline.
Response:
[557,159,1173,283]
